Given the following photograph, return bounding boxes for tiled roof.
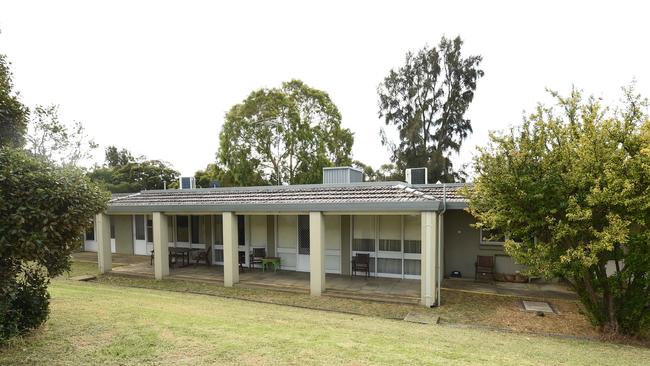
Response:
[107,182,469,212]
[412,184,468,202]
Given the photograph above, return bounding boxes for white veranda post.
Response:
[420,211,438,307]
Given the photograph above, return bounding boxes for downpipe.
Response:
[435,184,446,307]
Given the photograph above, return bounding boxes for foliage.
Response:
[352,161,402,182]
[218,79,354,186]
[0,263,50,341]
[0,54,29,148]
[378,36,483,183]
[26,104,97,167]
[0,147,108,341]
[104,145,135,168]
[466,85,650,335]
[194,163,236,188]
[88,146,180,193]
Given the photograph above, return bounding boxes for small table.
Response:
[261,257,281,272]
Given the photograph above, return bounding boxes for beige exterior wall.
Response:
[113,215,133,255]
[443,210,524,278]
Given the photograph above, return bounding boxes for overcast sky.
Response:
[1,0,649,177]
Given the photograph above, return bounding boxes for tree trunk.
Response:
[597,263,620,334]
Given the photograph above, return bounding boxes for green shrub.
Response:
[0,261,51,341]
[0,148,108,342]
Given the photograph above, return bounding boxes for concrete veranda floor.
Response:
[73,252,577,303]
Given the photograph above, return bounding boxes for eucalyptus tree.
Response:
[378,36,483,182]
[26,104,97,167]
[219,79,354,186]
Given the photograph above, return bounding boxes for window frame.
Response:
[479,228,511,246]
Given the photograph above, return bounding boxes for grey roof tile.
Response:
[108,182,469,211]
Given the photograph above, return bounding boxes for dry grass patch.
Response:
[94,271,599,339]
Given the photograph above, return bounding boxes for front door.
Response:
[133,215,147,255]
[296,215,310,272]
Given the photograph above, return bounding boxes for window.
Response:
[135,215,145,241]
[298,215,310,254]
[191,216,200,244]
[110,217,115,239]
[176,216,189,242]
[377,258,401,274]
[352,216,375,252]
[213,215,223,245]
[146,217,153,243]
[404,259,421,275]
[237,215,245,246]
[379,216,400,252]
[403,240,421,253]
[480,228,506,245]
[403,215,421,253]
[85,221,95,241]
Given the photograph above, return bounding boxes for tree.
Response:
[378,36,483,183]
[104,145,134,168]
[0,53,29,148]
[218,79,354,186]
[26,104,97,167]
[88,146,180,193]
[352,161,402,182]
[0,147,108,341]
[194,163,236,188]
[465,86,650,335]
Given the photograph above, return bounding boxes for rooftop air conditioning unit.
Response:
[179,176,196,189]
[405,167,428,185]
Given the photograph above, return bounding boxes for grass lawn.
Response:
[1,280,648,365]
[66,262,600,338]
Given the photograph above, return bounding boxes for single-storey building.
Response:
[86,167,523,307]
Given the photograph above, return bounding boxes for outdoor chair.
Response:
[475,255,495,281]
[194,247,210,265]
[169,247,187,267]
[352,253,370,278]
[250,248,266,270]
[151,249,180,267]
[238,251,246,272]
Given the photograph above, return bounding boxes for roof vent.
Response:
[179,176,196,189]
[323,167,363,184]
[405,168,428,185]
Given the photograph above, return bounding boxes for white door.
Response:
[237,215,248,266]
[133,215,147,255]
[212,215,224,264]
[146,216,154,254]
[296,215,310,272]
[84,220,97,252]
[110,218,116,253]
